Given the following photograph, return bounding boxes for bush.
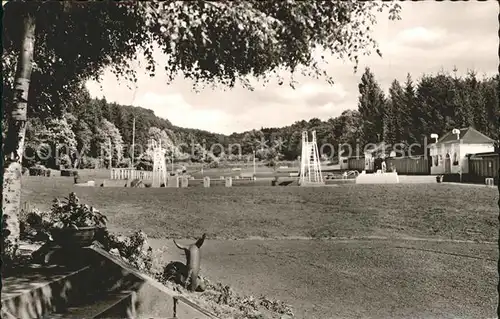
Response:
[20,208,55,241]
[23,150,38,168]
[136,160,153,171]
[80,156,101,169]
[195,281,294,318]
[265,160,276,168]
[208,161,219,169]
[29,166,51,176]
[98,230,153,273]
[58,154,72,169]
[60,169,78,177]
[50,192,107,229]
[117,158,132,168]
[60,170,70,176]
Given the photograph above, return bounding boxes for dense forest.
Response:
[22,68,499,170]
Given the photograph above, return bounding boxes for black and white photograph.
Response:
[1,1,499,318]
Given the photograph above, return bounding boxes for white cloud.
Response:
[277,82,348,101]
[394,27,447,47]
[319,103,336,113]
[133,92,231,133]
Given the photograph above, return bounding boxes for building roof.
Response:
[430,127,495,146]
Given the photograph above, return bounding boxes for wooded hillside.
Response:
[22,68,499,169]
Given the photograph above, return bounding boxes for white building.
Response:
[428,127,495,175]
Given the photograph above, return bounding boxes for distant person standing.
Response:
[374,157,382,172]
[381,159,387,173]
[389,163,396,173]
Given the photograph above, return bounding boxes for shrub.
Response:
[98,230,154,273]
[136,160,153,171]
[60,169,70,176]
[58,154,72,169]
[209,161,219,169]
[117,158,132,168]
[60,169,78,177]
[196,281,294,318]
[20,208,55,242]
[50,192,107,229]
[265,160,276,168]
[80,156,101,169]
[29,164,51,176]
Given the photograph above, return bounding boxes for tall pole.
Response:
[253,150,256,176]
[171,153,174,173]
[108,138,112,170]
[202,150,205,176]
[131,116,136,168]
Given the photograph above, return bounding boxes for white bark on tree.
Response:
[2,12,36,263]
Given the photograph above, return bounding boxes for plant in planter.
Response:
[50,192,107,247]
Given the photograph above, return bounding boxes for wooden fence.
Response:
[347,157,366,172]
[386,156,430,175]
[466,153,499,183]
[347,156,430,175]
[110,168,154,180]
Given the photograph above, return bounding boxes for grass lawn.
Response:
[22,175,498,242]
[20,174,499,318]
[158,238,497,319]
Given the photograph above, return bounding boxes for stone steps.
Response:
[1,265,92,319]
[3,242,217,319]
[46,290,136,318]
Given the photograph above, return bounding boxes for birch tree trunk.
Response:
[2,12,36,264]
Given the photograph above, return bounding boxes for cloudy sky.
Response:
[85,1,498,135]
